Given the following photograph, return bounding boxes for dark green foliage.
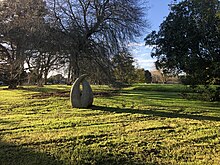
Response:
[145,0,220,85]
[181,85,220,102]
[144,70,152,83]
[112,51,136,84]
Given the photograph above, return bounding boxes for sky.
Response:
[130,0,175,71]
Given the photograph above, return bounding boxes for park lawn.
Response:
[0,84,220,165]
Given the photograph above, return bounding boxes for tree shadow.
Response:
[0,116,146,165]
[0,135,149,165]
[91,105,220,122]
[0,139,63,165]
[113,90,220,115]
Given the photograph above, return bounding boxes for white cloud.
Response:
[128,41,156,70]
[138,59,156,63]
[134,59,156,70]
[128,42,154,50]
[128,42,145,47]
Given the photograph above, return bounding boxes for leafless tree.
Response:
[47,0,149,83]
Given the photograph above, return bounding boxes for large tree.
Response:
[0,0,47,88]
[145,0,220,85]
[47,0,148,83]
[25,26,66,86]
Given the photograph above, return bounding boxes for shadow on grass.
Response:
[0,140,63,165]
[0,136,148,165]
[91,106,220,122]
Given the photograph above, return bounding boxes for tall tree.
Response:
[0,0,47,88]
[47,0,148,83]
[145,0,220,85]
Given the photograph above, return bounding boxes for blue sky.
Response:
[130,0,174,70]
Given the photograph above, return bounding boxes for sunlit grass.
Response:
[0,84,220,164]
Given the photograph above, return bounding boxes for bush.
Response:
[181,85,220,102]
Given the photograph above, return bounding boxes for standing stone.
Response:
[70,74,93,108]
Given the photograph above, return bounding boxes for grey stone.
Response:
[70,74,93,108]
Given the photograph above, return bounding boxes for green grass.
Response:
[0,84,220,164]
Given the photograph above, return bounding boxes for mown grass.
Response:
[0,84,220,165]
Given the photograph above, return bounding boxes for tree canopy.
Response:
[145,0,220,85]
[47,0,149,82]
[0,0,149,88]
[0,0,47,88]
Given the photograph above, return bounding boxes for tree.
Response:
[134,68,146,83]
[25,26,66,86]
[112,50,136,84]
[0,0,47,88]
[145,0,220,85]
[144,70,152,83]
[47,0,149,83]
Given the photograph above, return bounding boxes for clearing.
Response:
[0,84,220,164]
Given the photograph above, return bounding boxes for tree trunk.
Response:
[37,73,44,87]
[8,80,18,89]
[37,79,44,87]
[74,53,80,79]
[44,69,49,85]
[67,60,72,85]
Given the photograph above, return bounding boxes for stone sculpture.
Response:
[70,74,93,108]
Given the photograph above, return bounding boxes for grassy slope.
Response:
[0,84,220,165]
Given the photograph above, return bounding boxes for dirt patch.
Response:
[28,91,69,99]
[29,91,119,99]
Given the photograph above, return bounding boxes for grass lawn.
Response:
[0,84,220,164]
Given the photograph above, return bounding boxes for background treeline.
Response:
[0,0,150,88]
